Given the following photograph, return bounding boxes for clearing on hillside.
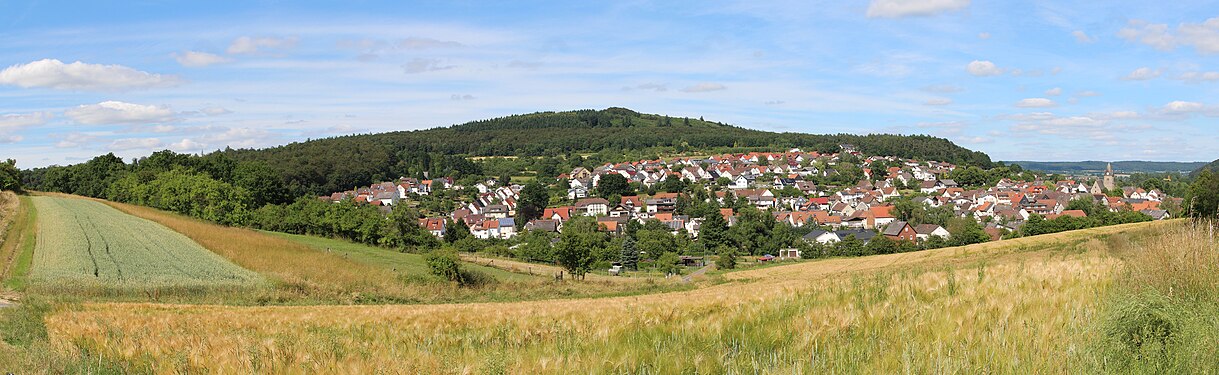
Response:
[29,196,262,289]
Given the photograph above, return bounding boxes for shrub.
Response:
[424,248,462,283]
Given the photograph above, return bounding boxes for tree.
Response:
[717,246,737,269]
[382,206,440,251]
[656,252,682,275]
[1189,170,1219,219]
[444,218,469,243]
[596,173,632,198]
[620,236,640,270]
[0,159,21,192]
[947,218,990,246]
[516,229,556,262]
[554,216,603,279]
[516,179,549,228]
[699,210,731,250]
[424,247,463,283]
[834,235,865,257]
[866,235,899,255]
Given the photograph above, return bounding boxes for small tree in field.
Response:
[717,246,737,269]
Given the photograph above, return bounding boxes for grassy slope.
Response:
[266,231,536,282]
[37,220,1200,373]
[1,195,37,290]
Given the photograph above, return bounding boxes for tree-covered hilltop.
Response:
[215,107,991,197]
[1190,158,1219,179]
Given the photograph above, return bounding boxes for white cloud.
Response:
[625,83,667,92]
[66,101,176,125]
[450,94,475,100]
[109,137,162,151]
[403,58,455,74]
[55,133,97,148]
[227,36,298,55]
[978,32,991,40]
[1044,87,1062,96]
[0,112,51,132]
[173,51,232,67]
[1162,100,1204,114]
[1179,71,1219,82]
[1072,30,1095,43]
[866,0,970,18]
[398,37,464,49]
[200,107,232,116]
[1124,67,1161,80]
[0,59,180,91]
[966,60,1003,76]
[0,135,22,144]
[170,138,204,150]
[924,97,953,106]
[681,82,727,93]
[923,84,963,93]
[1016,98,1056,108]
[1118,18,1219,55]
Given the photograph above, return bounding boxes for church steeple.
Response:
[1102,162,1116,191]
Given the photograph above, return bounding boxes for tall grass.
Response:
[1090,221,1219,373]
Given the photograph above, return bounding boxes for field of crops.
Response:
[29,196,262,289]
[36,220,1213,373]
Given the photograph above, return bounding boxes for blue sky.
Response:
[1,0,1218,168]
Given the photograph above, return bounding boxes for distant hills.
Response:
[224,107,993,197]
[1005,161,1209,175]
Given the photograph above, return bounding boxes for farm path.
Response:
[682,261,715,282]
[0,298,13,308]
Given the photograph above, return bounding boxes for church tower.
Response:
[1102,162,1116,191]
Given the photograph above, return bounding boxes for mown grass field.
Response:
[1,193,37,290]
[23,219,1214,373]
[28,196,263,291]
[267,231,537,282]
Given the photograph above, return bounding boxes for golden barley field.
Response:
[34,219,1217,374]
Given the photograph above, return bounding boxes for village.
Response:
[320,146,1176,261]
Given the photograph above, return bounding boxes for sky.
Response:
[1,0,1218,168]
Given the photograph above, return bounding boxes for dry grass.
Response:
[37,219,1190,373]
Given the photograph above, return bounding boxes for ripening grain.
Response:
[42,220,1186,373]
[29,196,262,289]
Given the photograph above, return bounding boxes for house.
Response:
[913,224,950,241]
[542,206,574,224]
[802,229,841,244]
[524,219,559,233]
[608,204,632,218]
[575,198,611,216]
[834,229,877,244]
[597,216,629,235]
[418,217,446,238]
[1141,209,1170,220]
[567,186,589,200]
[484,204,510,219]
[881,221,917,242]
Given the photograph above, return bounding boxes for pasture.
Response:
[27,196,263,290]
[267,231,538,282]
[30,219,1216,373]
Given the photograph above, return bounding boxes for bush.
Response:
[424,248,462,283]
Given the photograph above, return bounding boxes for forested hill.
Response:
[1192,158,1219,178]
[1006,160,1209,174]
[221,107,991,195]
